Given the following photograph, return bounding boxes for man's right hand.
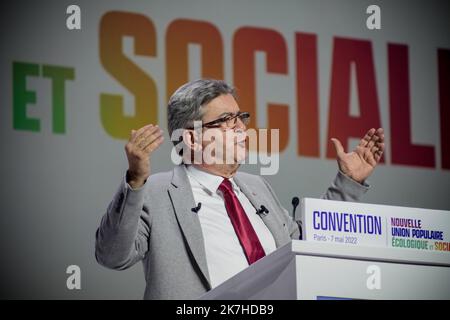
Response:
[124,124,164,189]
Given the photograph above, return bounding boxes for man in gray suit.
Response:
[95,79,385,299]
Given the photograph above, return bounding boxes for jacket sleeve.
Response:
[95,171,151,270]
[321,170,370,201]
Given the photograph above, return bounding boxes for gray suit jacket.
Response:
[95,165,369,299]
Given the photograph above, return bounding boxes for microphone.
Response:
[291,197,302,240]
[256,205,269,215]
[191,202,202,213]
[291,197,299,219]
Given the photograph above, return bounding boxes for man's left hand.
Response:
[331,128,385,184]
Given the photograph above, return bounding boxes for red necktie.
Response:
[218,179,266,264]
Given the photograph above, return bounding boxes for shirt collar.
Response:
[185,165,241,195]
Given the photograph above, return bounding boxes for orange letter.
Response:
[100,11,157,139]
[233,27,289,153]
[166,19,223,101]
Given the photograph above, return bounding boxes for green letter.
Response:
[42,65,75,134]
[13,62,40,132]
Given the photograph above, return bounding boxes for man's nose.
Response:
[235,117,247,131]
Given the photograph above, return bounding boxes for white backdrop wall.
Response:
[0,0,449,299]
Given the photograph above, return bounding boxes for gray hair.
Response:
[167,79,237,139]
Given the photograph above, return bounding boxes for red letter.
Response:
[326,37,383,160]
[438,49,450,170]
[296,32,319,157]
[388,44,435,168]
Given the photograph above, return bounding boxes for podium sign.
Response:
[200,241,450,300]
[200,201,450,300]
[300,198,450,253]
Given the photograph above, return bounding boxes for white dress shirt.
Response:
[184,165,277,288]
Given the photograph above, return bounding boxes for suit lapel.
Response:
[168,165,211,290]
[234,174,291,248]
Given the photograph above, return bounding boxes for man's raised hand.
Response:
[124,124,164,189]
[330,128,385,184]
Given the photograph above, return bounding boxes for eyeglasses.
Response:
[199,111,250,129]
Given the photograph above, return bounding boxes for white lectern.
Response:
[200,240,450,300]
